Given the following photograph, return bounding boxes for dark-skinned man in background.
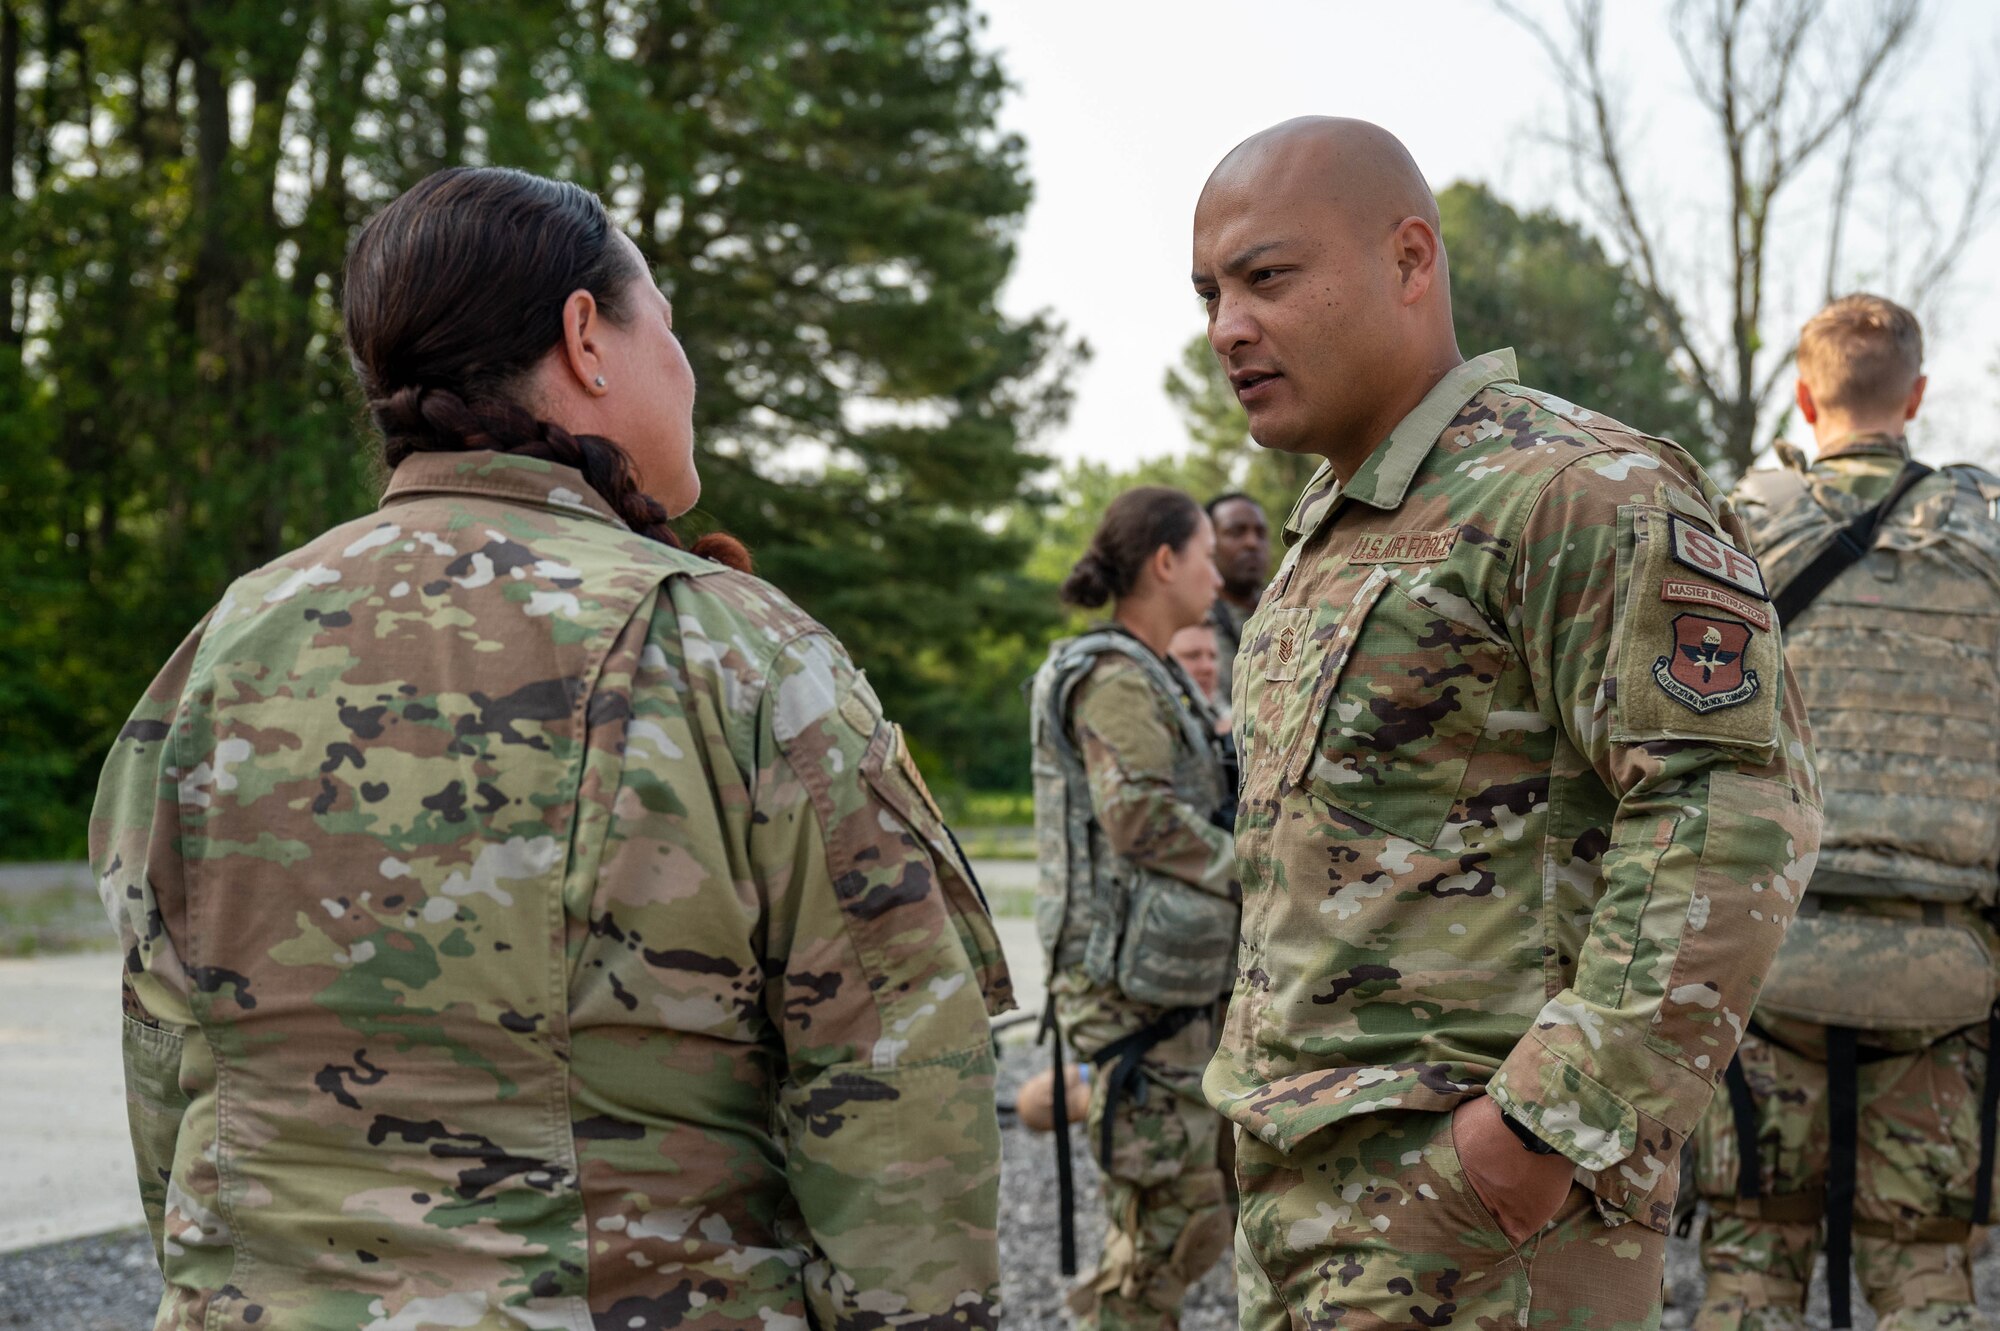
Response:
[1193,116,1822,1331]
[1206,492,1273,701]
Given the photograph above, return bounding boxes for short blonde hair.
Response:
[1796,293,1923,416]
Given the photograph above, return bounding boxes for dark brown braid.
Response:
[369,384,676,538]
[343,166,749,572]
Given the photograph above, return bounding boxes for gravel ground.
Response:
[13,1036,2000,1329]
[0,1229,157,1330]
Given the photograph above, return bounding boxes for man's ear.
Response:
[1394,216,1442,302]
[1795,378,1819,426]
[1905,374,1928,422]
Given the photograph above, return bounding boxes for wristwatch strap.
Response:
[1501,1107,1560,1155]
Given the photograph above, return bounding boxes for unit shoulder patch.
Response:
[1667,515,1768,599]
[1652,613,1762,714]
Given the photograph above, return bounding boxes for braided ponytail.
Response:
[344,167,748,572]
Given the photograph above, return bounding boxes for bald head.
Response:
[1191,117,1461,475]
[1202,117,1440,236]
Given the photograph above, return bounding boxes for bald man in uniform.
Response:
[1193,117,1823,1330]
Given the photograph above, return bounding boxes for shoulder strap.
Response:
[1770,460,1935,627]
[1043,631,1214,766]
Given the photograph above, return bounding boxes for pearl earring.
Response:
[593,376,606,388]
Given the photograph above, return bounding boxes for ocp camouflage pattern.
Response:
[90,450,1013,1331]
[1049,974,1230,1331]
[1069,648,1234,905]
[1690,432,2000,1331]
[1695,1005,1997,1331]
[1234,1106,1668,1331]
[1030,632,1240,1010]
[1209,350,1822,1260]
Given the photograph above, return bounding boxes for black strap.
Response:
[942,823,992,914]
[1975,1002,2000,1225]
[1825,1025,1860,1331]
[1672,1139,1701,1238]
[1088,1006,1204,1171]
[1770,460,1934,627]
[1712,1015,1896,1199]
[1722,1054,1762,1199]
[1039,1002,1079,1277]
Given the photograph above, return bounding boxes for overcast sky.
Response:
[980,0,2000,473]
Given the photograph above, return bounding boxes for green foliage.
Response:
[0,886,116,957]
[1439,181,1711,463]
[1,0,1073,856]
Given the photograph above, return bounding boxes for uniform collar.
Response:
[1283,349,1519,544]
[380,450,628,528]
[1815,431,1910,463]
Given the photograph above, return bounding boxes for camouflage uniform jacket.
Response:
[1206,350,1822,1233]
[1733,433,2000,906]
[90,450,1014,1331]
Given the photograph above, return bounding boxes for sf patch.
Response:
[1667,516,1768,599]
[1653,613,1760,713]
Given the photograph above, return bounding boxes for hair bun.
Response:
[1060,551,1113,608]
[692,533,753,573]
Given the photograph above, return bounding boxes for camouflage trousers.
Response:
[1234,1106,1668,1331]
[1054,972,1233,1331]
[1693,1014,1997,1331]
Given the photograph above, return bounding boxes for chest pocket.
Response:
[1294,576,1511,848]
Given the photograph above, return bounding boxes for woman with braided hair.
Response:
[91,166,1013,1330]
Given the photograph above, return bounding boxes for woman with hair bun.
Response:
[1028,485,1238,1331]
[91,166,1012,1330]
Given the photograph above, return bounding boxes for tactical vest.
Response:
[1029,630,1237,1009]
[1718,451,2000,1325]
[1736,451,2000,907]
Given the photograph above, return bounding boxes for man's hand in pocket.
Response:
[1451,1095,1574,1246]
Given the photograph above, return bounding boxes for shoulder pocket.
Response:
[1298,575,1510,848]
[1612,506,1780,751]
[858,719,1016,1019]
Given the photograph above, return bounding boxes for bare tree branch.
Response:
[1498,0,1956,473]
[1500,0,1731,416]
[1904,87,2000,307]
[1822,113,1866,301]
